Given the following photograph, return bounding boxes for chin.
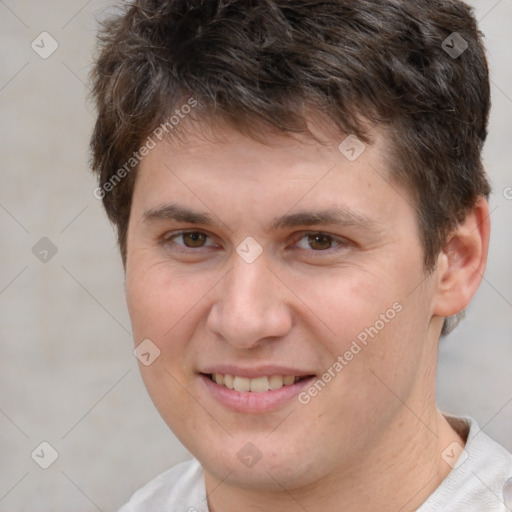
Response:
[198,437,328,492]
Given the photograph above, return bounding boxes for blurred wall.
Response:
[0,1,511,510]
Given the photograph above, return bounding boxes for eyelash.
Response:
[160,230,219,251]
[290,232,346,252]
[160,230,349,255]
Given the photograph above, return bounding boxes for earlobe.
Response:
[433,197,490,318]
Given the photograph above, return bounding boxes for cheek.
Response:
[126,257,183,337]
[285,264,401,347]
[125,257,217,355]
[125,260,208,410]
[297,260,429,383]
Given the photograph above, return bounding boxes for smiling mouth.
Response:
[204,373,313,393]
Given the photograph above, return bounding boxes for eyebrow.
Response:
[142,203,380,233]
[269,208,381,232]
[142,203,220,227]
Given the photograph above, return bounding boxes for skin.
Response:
[124,116,489,512]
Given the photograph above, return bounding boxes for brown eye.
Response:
[293,232,347,253]
[160,230,218,254]
[181,232,208,247]
[307,233,334,250]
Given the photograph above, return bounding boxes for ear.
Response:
[432,197,490,318]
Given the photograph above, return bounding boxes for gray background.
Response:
[0,1,510,510]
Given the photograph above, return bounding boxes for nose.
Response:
[206,254,293,349]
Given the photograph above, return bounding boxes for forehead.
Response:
[129,117,414,233]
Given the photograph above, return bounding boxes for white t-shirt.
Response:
[118,416,512,512]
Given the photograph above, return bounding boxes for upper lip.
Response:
[200,365,316,379]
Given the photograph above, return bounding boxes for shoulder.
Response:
[117,458,207,512]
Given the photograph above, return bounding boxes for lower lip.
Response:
[200,374,315,413]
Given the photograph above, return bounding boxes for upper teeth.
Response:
[211,373,300,393]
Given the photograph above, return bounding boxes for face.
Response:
[125,118,441,490]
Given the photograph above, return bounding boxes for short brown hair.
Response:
[90,0,490,293]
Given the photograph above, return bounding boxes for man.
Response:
[90,0,512,510]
